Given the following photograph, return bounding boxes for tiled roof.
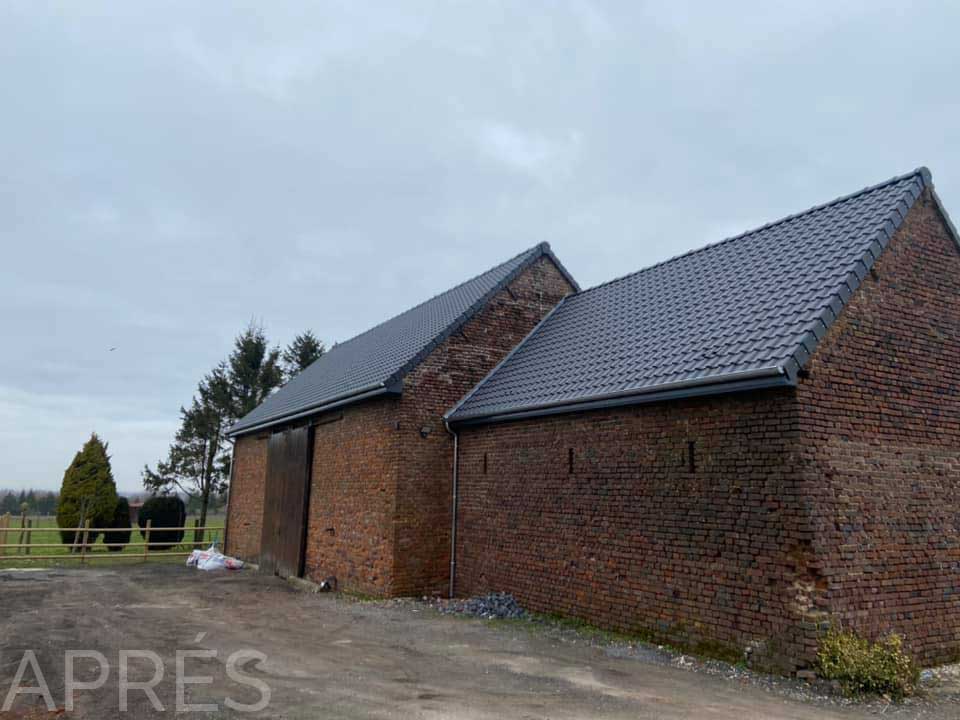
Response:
[449,168,937,424]
[229,242,577,436]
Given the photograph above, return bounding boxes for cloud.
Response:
[1,0,959,491]
[170,30,327,102]
[474,122,582,183]
[0,386,176,493]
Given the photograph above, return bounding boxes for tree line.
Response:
[35,322,324,549]
[0,488,228,519]
[0,489,58,516]
[142,323,324,540]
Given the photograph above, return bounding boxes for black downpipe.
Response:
[222,437,236,553]
[445,420,459,599]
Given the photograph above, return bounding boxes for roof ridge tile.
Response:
[574,167,928,300]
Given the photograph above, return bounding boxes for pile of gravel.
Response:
[436,592,527,620]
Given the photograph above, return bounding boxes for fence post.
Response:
[193,518,200,549]
[73,498,89,555]
[79,519,91,565]
[24,519,32,556]
[143,520,152,563]
[0,514,8,557]
[17,511,27,554]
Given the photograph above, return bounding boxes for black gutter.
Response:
[227,382,401,438]
[449,370,794,427]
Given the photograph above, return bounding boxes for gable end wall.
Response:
[451,189,960,670]
[394,255,576,595]
[226,254,575,596]
[796,189,960,665]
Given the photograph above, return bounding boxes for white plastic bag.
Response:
[186,544,244,571]
[198,553,228,571]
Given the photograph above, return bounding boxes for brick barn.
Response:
[227,167,960,671]
[445,168,960,670]
[224,243,578,595]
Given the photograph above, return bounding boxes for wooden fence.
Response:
[0,513,224,564]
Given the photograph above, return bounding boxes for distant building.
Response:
[127,501,143,527]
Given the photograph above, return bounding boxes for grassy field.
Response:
[0,514,226,568]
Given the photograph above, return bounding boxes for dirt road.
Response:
[0,566,949,719]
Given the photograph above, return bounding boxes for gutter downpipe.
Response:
[444,418,459,599]
[222,436,237,553]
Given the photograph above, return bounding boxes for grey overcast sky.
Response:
[2,1,958,492]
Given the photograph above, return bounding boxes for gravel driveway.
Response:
[0,565,955,719]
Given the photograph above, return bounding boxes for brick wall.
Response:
[226,254,575,596]
[452,190,960,670]
[453,390,811,669]
[301,398,401,595]
[224,434,268,562]
[393,255,575,596]
[795,190,960,666]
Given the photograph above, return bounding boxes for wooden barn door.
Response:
[259,425,314,579]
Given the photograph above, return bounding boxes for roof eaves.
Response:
[383,242,574,391]
[450,366,794,426]
[226,380,401,438]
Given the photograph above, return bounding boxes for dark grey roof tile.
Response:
[230,242,576,435]
[449,169,931,423]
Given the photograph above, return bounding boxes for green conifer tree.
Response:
[282,330,325,380]
[228,322,283,418]
[57,433,119,548]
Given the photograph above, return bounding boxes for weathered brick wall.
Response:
[224,434,268,562]
[453,390,812,669]
[302,398,401,595]
[452,190,960,670]
[394,256,576,596]
[795,191,960,665]
[227,254,574,596]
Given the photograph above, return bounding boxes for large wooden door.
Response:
[259,425,314,579]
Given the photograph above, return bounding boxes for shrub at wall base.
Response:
[817,627,920,699]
